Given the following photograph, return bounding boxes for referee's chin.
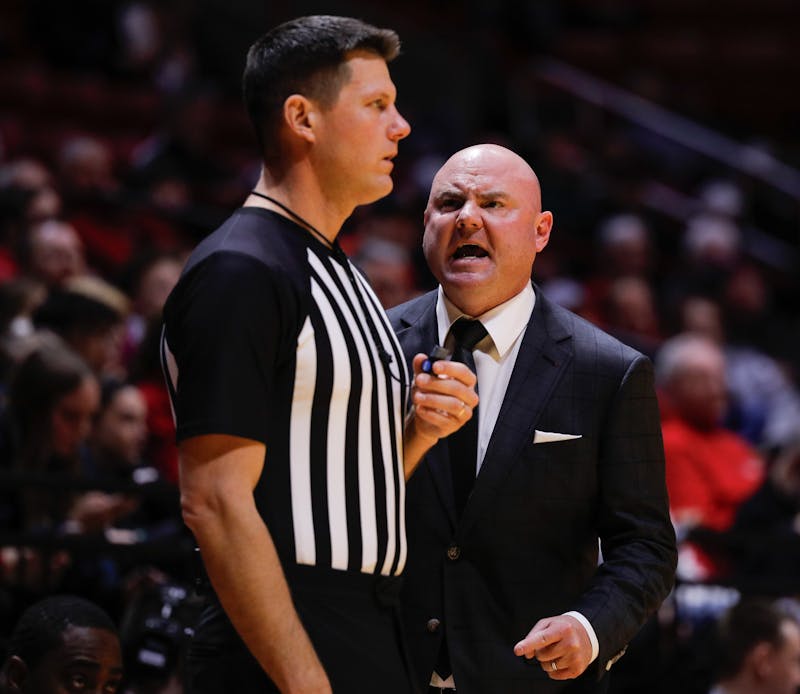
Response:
[357,177,395,208]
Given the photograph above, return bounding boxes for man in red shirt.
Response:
[655,333,764,579]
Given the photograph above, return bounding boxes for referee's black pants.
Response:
[183,564,418,693]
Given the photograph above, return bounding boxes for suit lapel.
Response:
[458,292,573,537]
[393,293,459,528]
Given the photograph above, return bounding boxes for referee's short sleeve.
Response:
[164,251,299,444]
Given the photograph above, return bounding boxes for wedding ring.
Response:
[551,661,558,672]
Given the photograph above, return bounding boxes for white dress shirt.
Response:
[436,283,534,475]
[430,283,599,688]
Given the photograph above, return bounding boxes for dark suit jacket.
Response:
[389,288,677,694]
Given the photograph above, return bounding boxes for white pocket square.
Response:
[533,430,582,444]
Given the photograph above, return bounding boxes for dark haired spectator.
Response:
[79,378,179,543]
[0,340,99,604]
[61,379,183,621]
[0,160,60,228]
[63,380,148,541]
[120,252,182,365]
[0,594,122,694]
[730,439,800,595]
[88,380,148,477]
[84,378,180,528]
[0,165,62,282]
[0,338,99,532]
[720,262,797,362]
[33,276,128,377]
[709,599,800,694]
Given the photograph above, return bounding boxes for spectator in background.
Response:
[709,599,800,694]
[0,159,53,194]
[0,160,61,231]
[87,380,149,479]
[0,338,99,532]
[84,379,180,540]
[680,294,800,451]
[601,275,663,359]
[344,207,431,290]
[64,379,182,618]
[57,135,139,277]
[72,380,148,540]
[57,135,119,201]
[0,594,123,694]
[655,333,764,581]
[353,237,419,309]
[697,179,745,223]
[720,262,798,366]
[115,0,198,92]
[128,84,234,211]
[719,263,800,435]
[121,251,182,364]
[0,163,62,281]
[582,212,655,326]
[664,213,742,308]
[33,276,128,377]
[731,438,800,595]
[0,340,99,602]
[0,278,46,380]
[16,220,87,289]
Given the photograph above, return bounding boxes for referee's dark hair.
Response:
[4,595,118,669]
[714,598,794,680]
[242,15,400,164]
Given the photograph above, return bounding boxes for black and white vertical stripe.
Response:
[162,242,409,577]
[290,247,408,576]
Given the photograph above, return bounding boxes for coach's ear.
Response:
[534,210,553,253]
[4,655,29,691]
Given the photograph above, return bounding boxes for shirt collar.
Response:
[435,283,535,359]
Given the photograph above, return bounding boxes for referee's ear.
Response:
[283,94,317,146]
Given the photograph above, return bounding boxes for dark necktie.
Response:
[447,318,488,519]
[435,318,488,683]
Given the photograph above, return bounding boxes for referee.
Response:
[160,16,477,694]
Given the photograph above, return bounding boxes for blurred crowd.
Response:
[1,1,799,692]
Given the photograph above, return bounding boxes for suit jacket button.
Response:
[447,545,461,561]
[426,618,441,633]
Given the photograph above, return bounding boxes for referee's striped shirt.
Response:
[161,208,409,576]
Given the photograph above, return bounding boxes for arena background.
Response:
[1,2,799,692]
